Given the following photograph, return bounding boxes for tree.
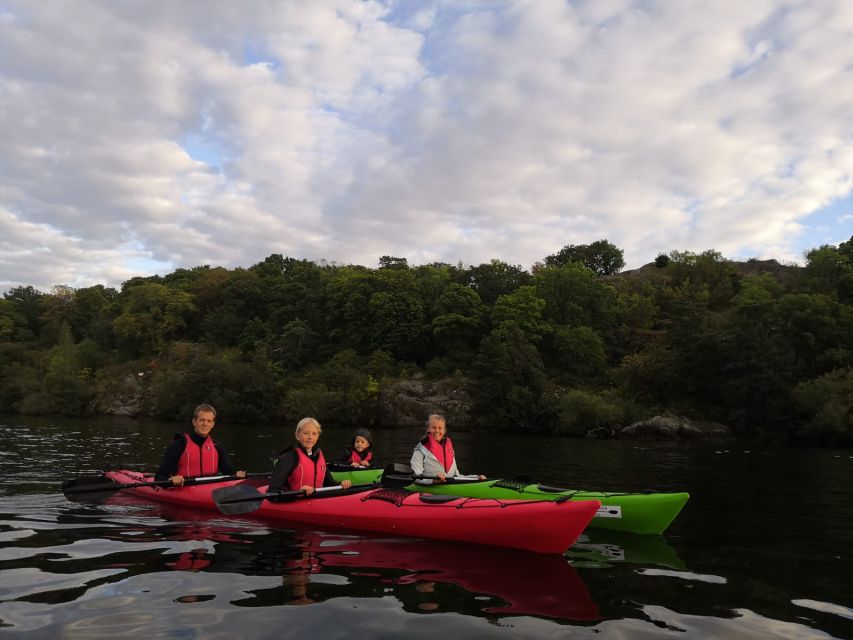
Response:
[378,256,409,270]
[113,283,196,354]
[368,290,427,361]
[534,263,619,331]
[431,283,485,356]
[544,239,625,276]
[546,325,608,385]
[465,260,532,305]
[490,286,548,343]
[3,285,45,339]
[470,324,547,429]
[794,368,853,442]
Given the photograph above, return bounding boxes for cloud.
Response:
[1,0,852,292]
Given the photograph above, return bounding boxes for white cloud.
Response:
[1,0,852,292]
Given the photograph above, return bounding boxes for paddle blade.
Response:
[212,484,269,515]
[62,475,121,495]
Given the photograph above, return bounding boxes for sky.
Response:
[1,0,852,293]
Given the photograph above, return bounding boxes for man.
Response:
[155,403,246,485]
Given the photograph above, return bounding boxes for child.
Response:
[410,413,486,484]
[336,428,374,468]
[269,417,352,495]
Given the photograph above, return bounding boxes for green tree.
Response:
[534,263,619,331]
[431,283,485,356]
[113,283,196,355]
[3,285,44,340]
[490,285,548,343]
[544,239,626,275]
[546,325,608,385]
[470,324,547,429]
[465,260,532,305]
[793,368,853,442]
[805,243,853,302]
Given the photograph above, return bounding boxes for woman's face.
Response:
[353,436,369,452]
[427,419,446,440]
[296,423,320,450]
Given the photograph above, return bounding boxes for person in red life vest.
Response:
[268,417,352,497]
[410,413,486,484]
[154,403,246,486]
[335,427,375,468]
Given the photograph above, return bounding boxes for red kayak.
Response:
[103,470,599,554]
[97,494,600,620]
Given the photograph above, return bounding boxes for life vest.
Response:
[171,551,212,571]
[177,432,219,478]
[423,435,455,472]
[288,447,328,490]
[349,448,373,466]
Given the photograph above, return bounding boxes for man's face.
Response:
[192,410,216,437]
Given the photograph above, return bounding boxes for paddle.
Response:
[212,482,378,515]
[379,463,485,489]
[62,472,270,497]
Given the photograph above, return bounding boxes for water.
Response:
[0,416,851,639]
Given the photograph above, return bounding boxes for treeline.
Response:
[1,238,851,443]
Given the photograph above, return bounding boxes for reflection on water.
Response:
[0,416,851,638]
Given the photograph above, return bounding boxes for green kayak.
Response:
[331,467,688,535]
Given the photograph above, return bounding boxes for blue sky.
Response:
[1,0,851,292]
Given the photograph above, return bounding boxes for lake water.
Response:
[0,416,851,639]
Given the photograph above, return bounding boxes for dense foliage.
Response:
[1,237,851,443]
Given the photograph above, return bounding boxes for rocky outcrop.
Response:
[618,412,732,439]
[88,372,147,417]
[375,378,472,428]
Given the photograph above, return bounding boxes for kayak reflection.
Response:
[100,494,600,621]
[259,530,601,620]
[567,530,685,570]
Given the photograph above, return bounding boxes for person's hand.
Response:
[478,474,487,480]
[436,472,446,483]
[236,470,246,478]
[358,461,369,468]
[170,475,185,486]
[351,461,359,468]
[341,480,352,489]
[302,485,315,495]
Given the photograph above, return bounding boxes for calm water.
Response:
[0,416,851,639]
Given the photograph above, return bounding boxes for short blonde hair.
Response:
[295,417,322,437]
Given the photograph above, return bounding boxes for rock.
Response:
[89,373,146,417]
[376,379,472,428]
[618,412,732,439]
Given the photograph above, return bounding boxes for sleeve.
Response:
[154,438,186,481]
[410,446,425,475]
[268,450,297,492]
[214,442,237,475]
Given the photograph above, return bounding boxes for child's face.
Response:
[353,436,369,452]
[296,424,320,450]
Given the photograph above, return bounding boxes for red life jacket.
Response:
[423,435,455,472]
[349,448,373,465]
[177,433,219,478]
[171,552,212,571]
[288,447,328,490]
